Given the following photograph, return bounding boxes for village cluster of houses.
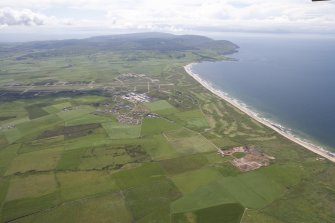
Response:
[121,92,151,103]
[119,73,146,79]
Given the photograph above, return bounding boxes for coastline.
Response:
[184,63,335,163]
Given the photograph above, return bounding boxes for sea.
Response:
[192,35,335,152]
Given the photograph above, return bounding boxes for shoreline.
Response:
[184,63,335,163]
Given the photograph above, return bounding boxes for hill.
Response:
[0,32,238,60]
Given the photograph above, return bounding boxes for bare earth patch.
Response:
[218,146,275,172]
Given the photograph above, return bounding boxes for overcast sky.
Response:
[1,0,335,41]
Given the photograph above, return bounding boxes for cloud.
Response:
[0,7,47,26]
[0,0,115,10]
[1,0,335,34]
[104,0,335,34]
[0,7,79,27]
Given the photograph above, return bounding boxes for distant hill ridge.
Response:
[0,32,239,59]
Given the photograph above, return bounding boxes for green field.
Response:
[73,95,107,104]
[6,173,57,201]
[114,163,165,189]
[172,203,245,223]
[19,136,64,154]
[66,113,115,126]
[0,33,334,223]
[5,147,63,175]
[145,100,178,114]
[141,117,180,136]
[3,128,22,144]
[172,109,209,129]
[160,154,209,175]
[171,180,237,213]
[56,106,95,121]
[217,174,283,209]
[13,192,132,223]
[164,128,217,154]
[102,122,141,139]
[124,179,180,222]
[25,104,49,119]
[2,192,61,222]
[171,168,222,194]
[141,134,180,160]
[57,171,118,201]
[43,102,72,113]
[171,169,285,211]
[0,144,19,176]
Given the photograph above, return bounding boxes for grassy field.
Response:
[25,104,49,119]
[170,109,209,129]
[171,167,222,194]
[114,162,165,189]
[6,173,57,201]
[13,192,132,223]
[140,117,180,136]
[43,102,72,113]
[0,33,334,223]
[102,122,141,139]
[141,134,180,160]
[24,135,64,152]
[72,95,107,104]
[145,100,178,115]
[123,179,180,222]
[65,113,115,126]
[171,180,237,213]
[0,144,19,176]
[56,106,95,121]
[2,192,61,222]
[172,203,244,223]
[164,128,217,154]
[3,128,22,144]
[5,147,63,175]
[160,154,209,175]
[57,171,118,201]
[56,147,86,170]
[216,174,281,209]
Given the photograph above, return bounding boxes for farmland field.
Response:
[171,168,222,194]
[102,123,141,139]
[145,100,178,114]
[172,203,245,223]
[5,148,63,175]
[164,128,217,154]
[140,117,179,136]
[6,173,57,201]
[172,109,209,129]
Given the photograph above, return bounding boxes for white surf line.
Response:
[184,63,335,163]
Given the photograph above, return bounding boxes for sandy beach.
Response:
[184,63,335,163]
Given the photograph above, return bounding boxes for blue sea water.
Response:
[192,36,335,151]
